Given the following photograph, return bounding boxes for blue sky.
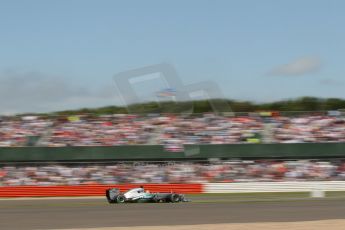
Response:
[0,0,344,113]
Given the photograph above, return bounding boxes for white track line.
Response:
[48,220,345,230]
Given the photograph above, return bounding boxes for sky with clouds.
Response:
[0,0,344,114]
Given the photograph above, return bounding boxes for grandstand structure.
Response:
[1,109,345,192]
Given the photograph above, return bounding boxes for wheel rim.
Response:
[174,195,180,202]
[117,196,125,203]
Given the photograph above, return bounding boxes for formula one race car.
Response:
[106,187,189,203]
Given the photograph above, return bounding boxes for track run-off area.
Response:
[1,194,345,230]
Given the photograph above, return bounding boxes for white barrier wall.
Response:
[204,181,345,193]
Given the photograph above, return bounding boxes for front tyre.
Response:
[116,194,126,203]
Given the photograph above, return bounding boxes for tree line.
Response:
[49,97,345,115]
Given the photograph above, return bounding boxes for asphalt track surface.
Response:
[1,196,345,230]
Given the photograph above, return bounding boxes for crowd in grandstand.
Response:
[1,160,345,186]
[0,116,52,147]
[0,113,345,147]
[42,115,156,147]
[159,115,262,146]
[270,115,345,143]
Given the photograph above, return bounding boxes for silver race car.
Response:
[106,187,189,203]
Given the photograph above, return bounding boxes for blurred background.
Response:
[0,0,345,198]
[2,1,345,229]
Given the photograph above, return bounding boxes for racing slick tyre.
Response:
[116,195,126,203]
[106,189,117,204]
[168,194,181,203]
[152,195,161,203]
[107,198,117,204]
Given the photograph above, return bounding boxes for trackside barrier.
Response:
[204,181,345,193]
[2,182,345,197]
[0,184,202,197]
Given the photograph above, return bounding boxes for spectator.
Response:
[1,160,345,186]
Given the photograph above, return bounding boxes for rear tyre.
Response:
[152,195,161,203]
[108,198,116,204]
[106,189,117,204]
[168,194,181,203]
